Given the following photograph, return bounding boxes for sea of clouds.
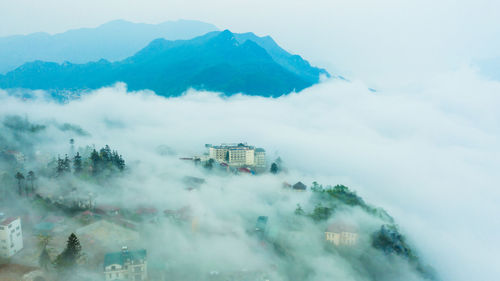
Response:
[0,66,499,280]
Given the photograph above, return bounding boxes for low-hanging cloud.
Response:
[0,66,499,280]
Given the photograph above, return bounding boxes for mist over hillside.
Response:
[0,19,218,74]
[1,66,499,280]
[0,0,499,279]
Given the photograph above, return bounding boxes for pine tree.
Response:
[27,171,35,195]
[55,233,82,270]
[116,155,125,171]
[63,154,71,173]
[56,156,64,176]
[90,149,100,175]
[15,172,24,196]
[270,163,278,174]
[73,152,82,174]
[100,145,112,165]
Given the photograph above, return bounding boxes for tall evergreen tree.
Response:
[56,156,64,176]
[270,162,279,174]
[100,145,112,165]
[55,233,82,271]
[73,152,82,174]
[90,149,100,175]
[26,171,35,195]
[63,154,71,173]
[15,171,24,196]
[116,155,125,171]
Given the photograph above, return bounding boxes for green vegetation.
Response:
[54,233,82,272]
[53,144,125,178]
[290,181,436,280]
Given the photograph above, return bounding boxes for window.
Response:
[0,226,4,230]
[111,266,116,270]
[8,224,12,228]
[16,226,19,230]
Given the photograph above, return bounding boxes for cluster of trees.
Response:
[293,183,362,222]
[14,170,36,196]
[89,145,125,175]
[54,145,125,177]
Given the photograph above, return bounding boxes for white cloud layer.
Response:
[1,66,499,280]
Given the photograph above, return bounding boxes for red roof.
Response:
[0,217,18,226]
[238,167,251,173]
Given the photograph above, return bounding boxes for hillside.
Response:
[0,30,329,97]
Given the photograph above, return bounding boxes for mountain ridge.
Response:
[0,30,329,98]
[0,19,218,73]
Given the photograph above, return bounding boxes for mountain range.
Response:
[0,29,329,97]
[0,19,218,74]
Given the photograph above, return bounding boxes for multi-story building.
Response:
[325,222,358,246]
[207,143,266,168]
[254,148,266,168]
[104,246,147,281]
[0,216,23,258]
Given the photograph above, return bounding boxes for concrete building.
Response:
[0,216,23,258]
[325,222,358,246]
[255,148,266,168]
[104,246,147,281]
[207,143,266,168]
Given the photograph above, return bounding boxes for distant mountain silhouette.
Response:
[0,30,329,97]
[0,19,218,73]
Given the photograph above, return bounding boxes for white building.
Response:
[207,143,266,168]
[325,222,358,246]
[104,246,147,281]
[0,216,23,258]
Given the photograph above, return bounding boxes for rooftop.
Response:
[292,182,307,190]
[0,217,18,226]
[104,249,147,267]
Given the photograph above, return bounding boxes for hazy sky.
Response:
[1,0,500,87]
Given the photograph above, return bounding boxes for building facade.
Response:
[207,143,266,168]
[104,247,147,281]
[325,223,358,246]
[0,216,23,258]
